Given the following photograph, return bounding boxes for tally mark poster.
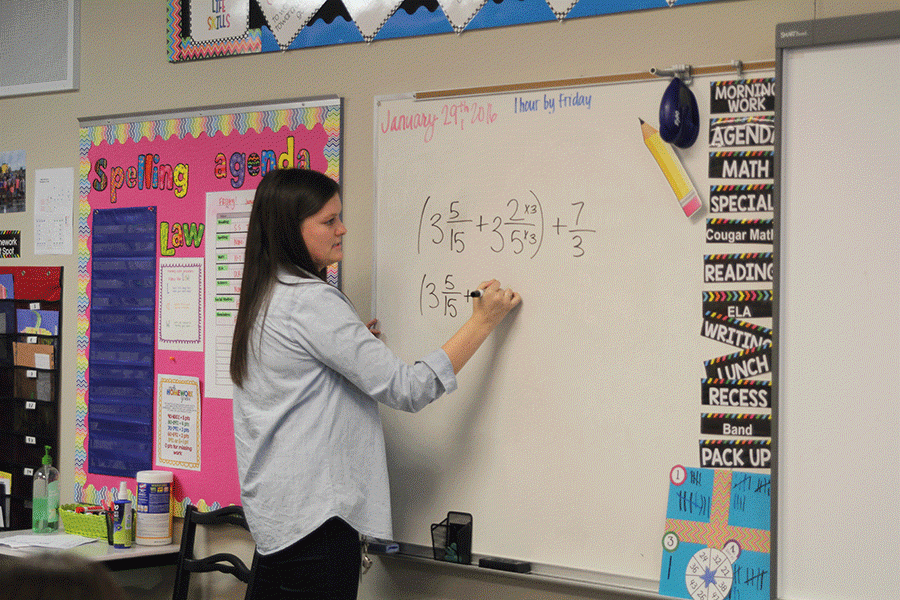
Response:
[75,98,342,513]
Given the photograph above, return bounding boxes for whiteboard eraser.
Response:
[478,557,532,573]
[368,540,400,553]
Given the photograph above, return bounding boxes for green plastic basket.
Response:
[59,504,108,539]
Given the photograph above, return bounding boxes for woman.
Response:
[230,168,520,599]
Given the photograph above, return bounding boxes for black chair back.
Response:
[172,504,257,600]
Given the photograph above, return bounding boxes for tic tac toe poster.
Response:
[660,466,771,600]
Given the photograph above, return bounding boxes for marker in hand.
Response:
[468,290,484,298]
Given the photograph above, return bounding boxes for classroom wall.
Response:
[1,0,896,598]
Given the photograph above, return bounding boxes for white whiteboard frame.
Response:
[373,62,777,597]
[773,10,900,600]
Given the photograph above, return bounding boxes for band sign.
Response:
[701,413,771,438]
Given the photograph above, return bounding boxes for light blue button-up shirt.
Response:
[233,273,457,555]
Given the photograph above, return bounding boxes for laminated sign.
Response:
[660,466,770,600]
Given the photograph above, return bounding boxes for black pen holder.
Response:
[430,511,472,564]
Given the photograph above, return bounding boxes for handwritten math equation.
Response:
[418,273,472,318]
[417,193,598,260]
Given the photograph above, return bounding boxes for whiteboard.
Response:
[374,71,773,585]
[776,13,900,600]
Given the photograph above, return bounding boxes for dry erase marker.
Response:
[468,290,483,298]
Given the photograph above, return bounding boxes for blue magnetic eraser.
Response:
[368,540,400,553]
[478,557,532,573]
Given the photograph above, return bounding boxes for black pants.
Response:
[249,517,362,600]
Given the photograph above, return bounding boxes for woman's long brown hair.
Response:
[229,168,340,387]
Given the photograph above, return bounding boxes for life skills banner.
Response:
[75,98,342,513]
[169,0,722,60]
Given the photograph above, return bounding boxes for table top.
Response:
[0,527,180,568]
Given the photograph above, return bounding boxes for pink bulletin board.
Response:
[76,98,342,514]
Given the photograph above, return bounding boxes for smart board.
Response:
[775,11,900,600]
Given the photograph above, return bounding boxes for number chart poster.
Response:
[75,98,342,513]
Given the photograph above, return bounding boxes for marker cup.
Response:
[431,511,473,564]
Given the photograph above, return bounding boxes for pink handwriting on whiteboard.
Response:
[380,101,498,143]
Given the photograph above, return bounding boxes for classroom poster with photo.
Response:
[0,149,26,214]
[76,98,342,512]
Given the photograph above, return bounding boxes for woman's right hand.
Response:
[441,279,522,374]
[471,279,521,327]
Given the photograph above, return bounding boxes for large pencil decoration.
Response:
[640,118,702,218]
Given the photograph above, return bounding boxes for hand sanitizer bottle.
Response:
[32,445,60,533]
